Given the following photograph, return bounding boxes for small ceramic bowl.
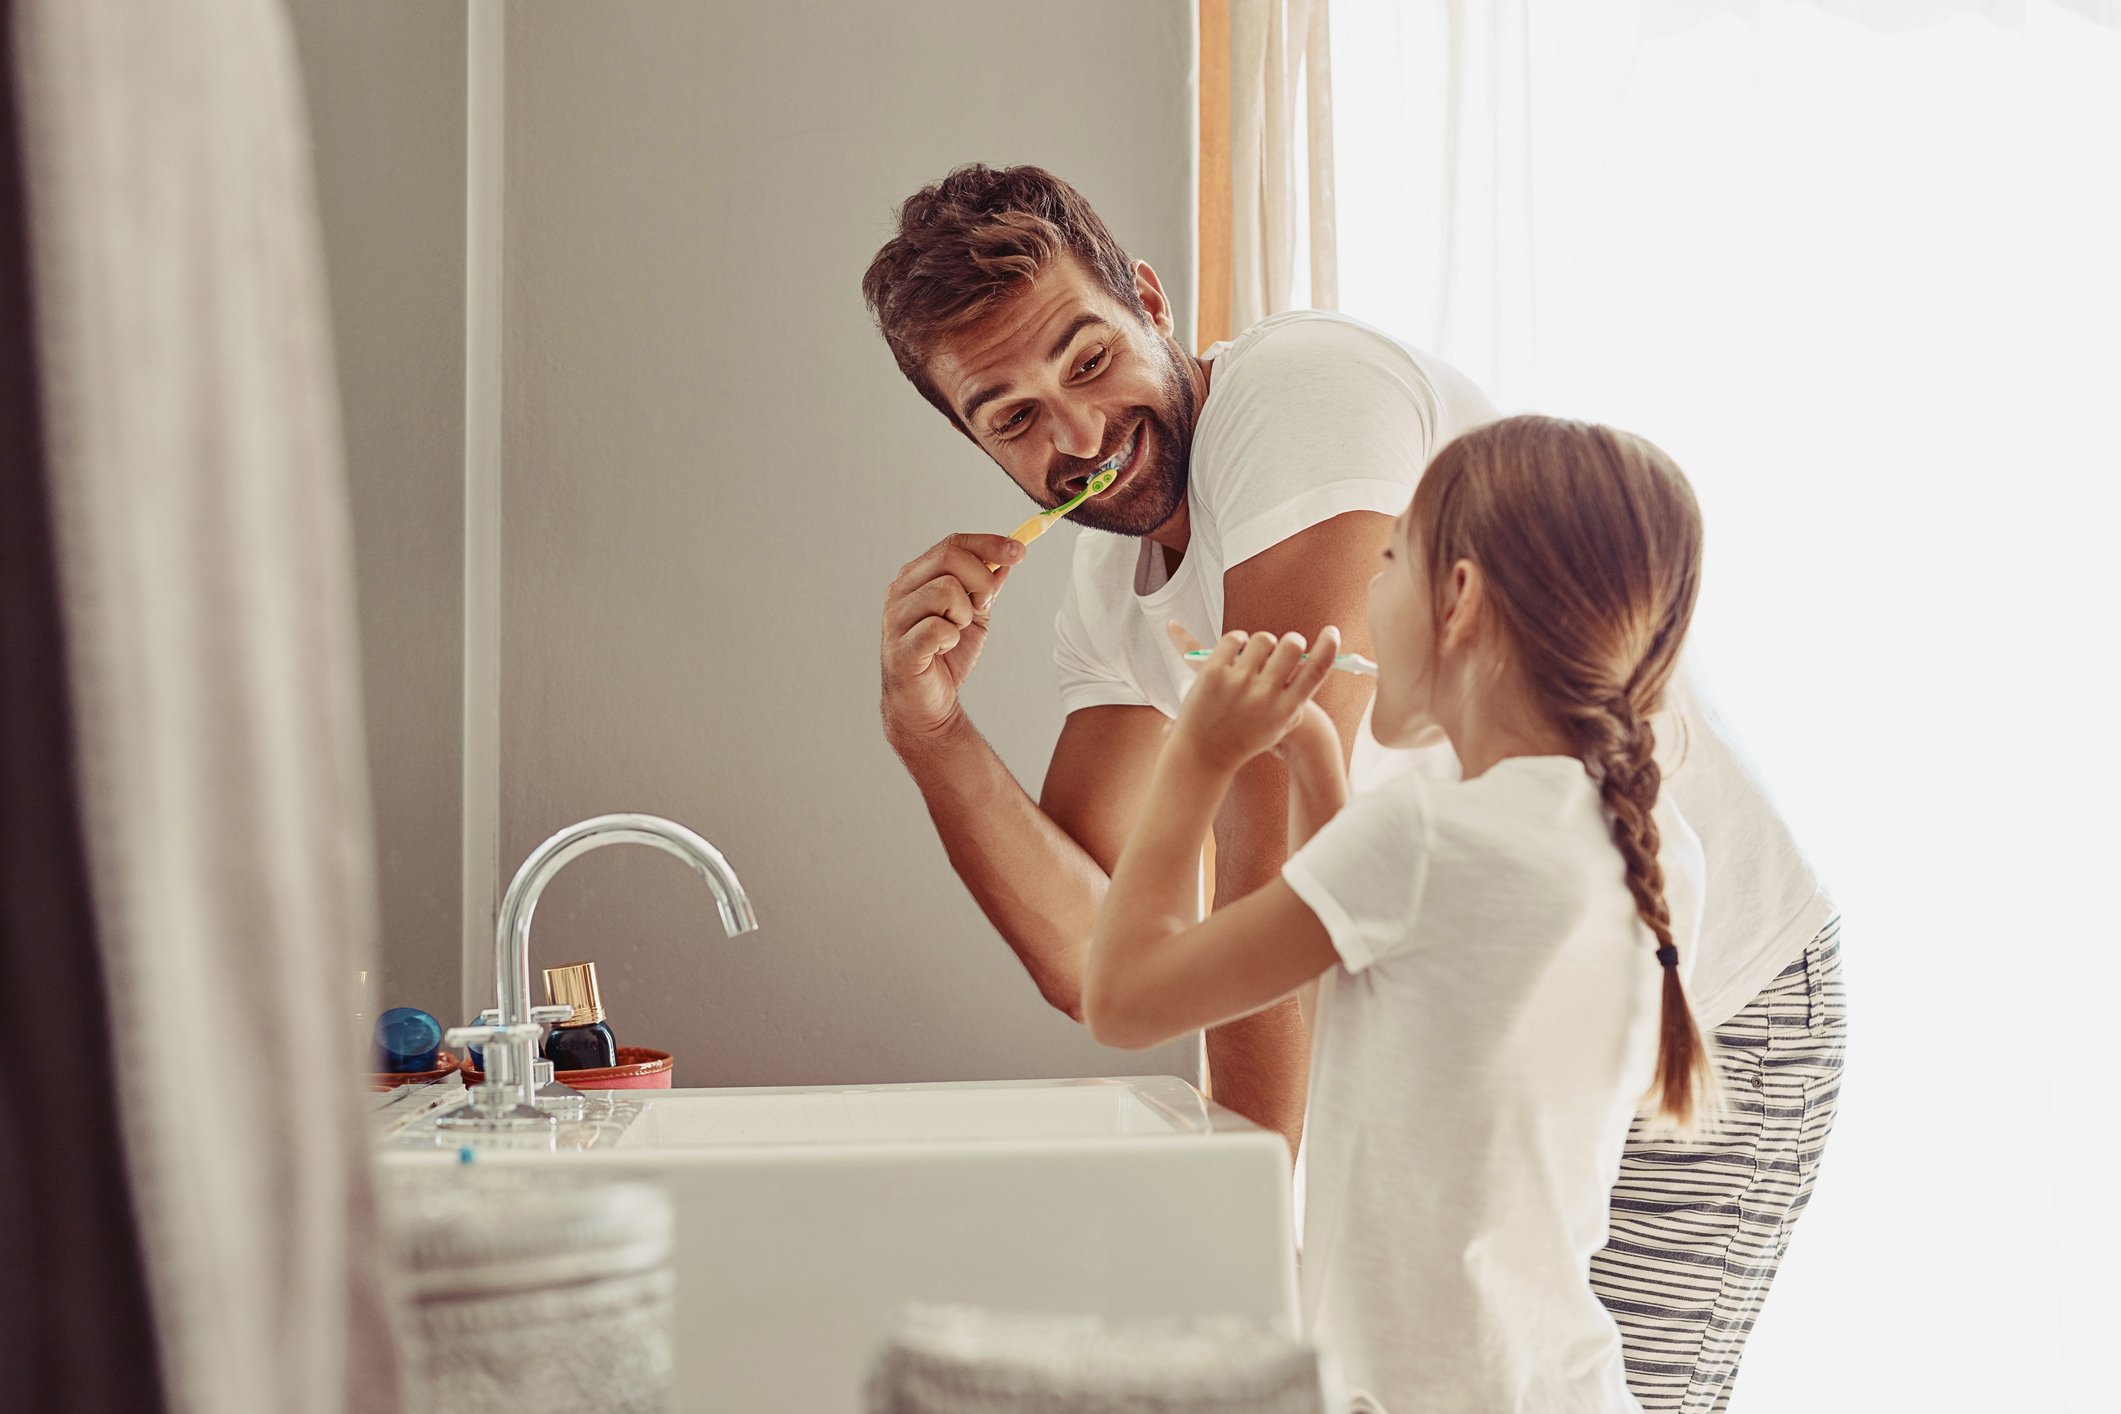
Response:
[461,1045,674,1091]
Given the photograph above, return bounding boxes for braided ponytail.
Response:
[1576,698,1717,1132]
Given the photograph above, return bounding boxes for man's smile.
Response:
[1057,422,1145,503]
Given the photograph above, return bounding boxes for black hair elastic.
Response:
[1656,944,1679,969]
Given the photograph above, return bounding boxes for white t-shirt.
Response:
[1282,756,1707,1414]
[1052,309,1831,1025]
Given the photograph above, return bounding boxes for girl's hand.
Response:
[1277,698,1342,768]
[1166,621,1341,775]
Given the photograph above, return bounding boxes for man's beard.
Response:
[1041,337,1195,538]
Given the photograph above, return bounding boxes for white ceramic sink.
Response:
[380,1077,1297,1412]
[613,1074,1211,1148]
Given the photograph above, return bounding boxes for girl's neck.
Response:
[1450,719,1576,780]
[1439,666,1575,780]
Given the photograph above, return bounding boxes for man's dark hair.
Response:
[861,165,1146,429]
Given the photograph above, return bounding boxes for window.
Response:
[1330,4,2121,1409]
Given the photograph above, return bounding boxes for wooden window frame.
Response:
[1196,0,1232,351]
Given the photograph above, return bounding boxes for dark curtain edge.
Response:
[0,2,170,1407]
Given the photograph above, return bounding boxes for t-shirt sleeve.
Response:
[1280,773,1435,973]
[1201,317,1456,570]
[1053,574,1149,715]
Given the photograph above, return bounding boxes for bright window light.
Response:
[1328,4,2121,1410]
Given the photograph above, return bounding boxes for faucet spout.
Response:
[463,812,757,1124]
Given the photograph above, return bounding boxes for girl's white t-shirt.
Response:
[1282,756,1707,1414]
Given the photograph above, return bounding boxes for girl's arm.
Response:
[1083,631,1342,1051]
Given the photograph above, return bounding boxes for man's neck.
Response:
[1146,501,1191,565]
[1143,350,1213,565]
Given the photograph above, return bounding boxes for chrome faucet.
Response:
[441,813,758,1129]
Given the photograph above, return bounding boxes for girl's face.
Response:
[1365,509,1446,749]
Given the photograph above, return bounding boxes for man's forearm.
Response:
[1203,1002,1309,1155]
[1206,753,1314,1157]
[890,709,1108,1018]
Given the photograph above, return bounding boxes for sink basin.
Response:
[380,1077,1297,1412]
[613,1074,1212,1148]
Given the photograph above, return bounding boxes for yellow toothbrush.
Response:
[985,460,1121,571]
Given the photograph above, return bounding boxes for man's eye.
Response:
[995,408,1029,436]
[1077,349,1106,376]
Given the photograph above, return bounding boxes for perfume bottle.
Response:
[541,961,618,1071]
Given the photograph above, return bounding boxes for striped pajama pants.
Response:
[1589,918,1847,1413]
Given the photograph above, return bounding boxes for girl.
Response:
[1082,415,1715,1414]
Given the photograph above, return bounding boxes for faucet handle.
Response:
[434,1020,556,1133]
[442,1020,541,1053]
[444,1023,497,1052]
[470,1005,573,1025]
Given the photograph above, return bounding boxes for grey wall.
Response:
[499,2,1199,1085]
[293,1,1199,1084]
[287,1,468,1024]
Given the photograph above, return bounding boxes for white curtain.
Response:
[1228,0,1339,329]
[12,1,405,1410]
[1330,4,2121,1412]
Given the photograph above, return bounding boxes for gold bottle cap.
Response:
[542,961,605,1026]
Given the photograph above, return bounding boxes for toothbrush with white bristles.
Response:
[1182,649,1379,677]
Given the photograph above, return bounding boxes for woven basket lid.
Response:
[384,1172,672,1300]
[867,1305,1331,1414]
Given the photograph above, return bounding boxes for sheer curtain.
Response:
[1207,0,1339,342]
[1329,4,2120,1411]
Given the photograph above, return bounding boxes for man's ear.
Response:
[1133,260,1176,338]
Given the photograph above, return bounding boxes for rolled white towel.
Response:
[867,1304,1343,1414]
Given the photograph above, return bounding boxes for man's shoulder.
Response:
[1186,312,1489,548]
[1212,309,1422,380]
[1202,310,1493,447]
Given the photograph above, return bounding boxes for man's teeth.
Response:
[1104,428,1141,475]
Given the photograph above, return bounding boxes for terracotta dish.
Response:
[459,1045,674,1091]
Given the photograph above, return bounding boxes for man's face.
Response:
[927,256,1197,537]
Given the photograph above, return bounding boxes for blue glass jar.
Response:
[458,1020,486,1071]
[374,1006,443,1073]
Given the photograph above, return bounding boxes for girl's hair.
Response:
[1412,415,1715,1128]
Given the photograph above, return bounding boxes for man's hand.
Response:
[880,533,1024,745]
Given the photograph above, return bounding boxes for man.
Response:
[864,165,1843,1413]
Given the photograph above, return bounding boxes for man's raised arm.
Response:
[881,531,1169,1020]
